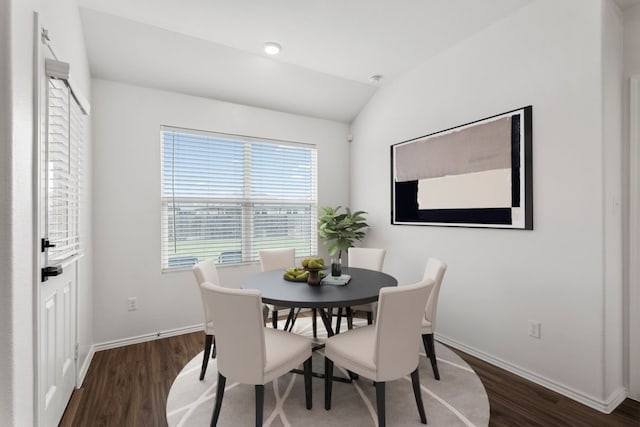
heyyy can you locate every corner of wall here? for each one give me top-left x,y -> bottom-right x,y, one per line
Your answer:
601,0 -> 625,401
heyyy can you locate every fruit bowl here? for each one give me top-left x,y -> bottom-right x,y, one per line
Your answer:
283,269 -> 326,282
284,258 -> 327,285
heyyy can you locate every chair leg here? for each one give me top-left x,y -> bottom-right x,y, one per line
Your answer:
210,373 -> 226,427
262,304 -> 269,326
422,333 -> 440,380
366,311 -> 373,325
304,356 -> 313,410
211,335 -> 216,359
272,310 -> 278,329
346,307 -> 354,330
411,367 -> 427,424
254,384 -> 264,427
312,308 -> 318,338
324,357 -> 334,410
375,381 -> 386,427
200,334 -> 213,380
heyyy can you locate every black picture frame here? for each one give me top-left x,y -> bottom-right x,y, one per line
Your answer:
391,106 -> 532,230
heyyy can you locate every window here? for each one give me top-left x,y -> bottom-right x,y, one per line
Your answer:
161,127 -> 318,270
45,76 -> 87,263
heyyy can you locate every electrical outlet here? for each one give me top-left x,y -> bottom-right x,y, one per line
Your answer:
127,297 -> 138,311
528,320 -> 541,339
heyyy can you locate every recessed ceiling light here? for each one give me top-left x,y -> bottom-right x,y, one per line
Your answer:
264,42 -> 282,55
369,74 -> 384,83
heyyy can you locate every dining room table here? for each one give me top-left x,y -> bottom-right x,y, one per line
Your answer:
242,266 -> 398,337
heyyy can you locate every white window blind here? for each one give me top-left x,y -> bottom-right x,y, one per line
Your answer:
161,126 -> 318,270
46,77 -> 86,263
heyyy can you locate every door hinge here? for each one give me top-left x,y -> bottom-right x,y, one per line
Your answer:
75,343 -> 79,362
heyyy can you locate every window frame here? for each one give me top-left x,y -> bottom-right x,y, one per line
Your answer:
160,126 -> 318,271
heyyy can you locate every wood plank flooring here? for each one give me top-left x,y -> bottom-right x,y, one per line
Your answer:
64,332 -> 201,426
63,330 -> 639,426
447,347 -> 639,427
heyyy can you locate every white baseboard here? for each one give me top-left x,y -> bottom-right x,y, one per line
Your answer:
90,313 -> 301,354
93,324 -> 203,353
435,333 -> 628,414
77,346 -> 95,386
90,309 -> 307,356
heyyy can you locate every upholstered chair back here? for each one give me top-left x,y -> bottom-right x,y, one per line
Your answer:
193,259 -> 220,286
259,248 -> 296,272
193,259 -> 221,336
422,258 -> 447,330
347,247 -> 386,271
373,279 -> 433,381
200,282 -> 267,384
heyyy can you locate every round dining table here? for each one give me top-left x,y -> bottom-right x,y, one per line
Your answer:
242,266 -> 398,336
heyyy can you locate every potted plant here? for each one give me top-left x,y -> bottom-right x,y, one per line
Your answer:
318,206 -> 368,275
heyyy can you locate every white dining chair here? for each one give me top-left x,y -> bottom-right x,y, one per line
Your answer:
259,248 -> 299,331
324,279 -> 434,427
419,257 -> 448,380
342,247 -> 386,329
192,259 -> 220,380
200,282 -> 313,426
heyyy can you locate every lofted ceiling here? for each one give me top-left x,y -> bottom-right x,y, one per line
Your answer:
78,0 -> 638,123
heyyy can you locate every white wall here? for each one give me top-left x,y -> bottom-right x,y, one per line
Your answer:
91,79 -> 350,343
350,0 -> 624,412
1,0 -> 93,424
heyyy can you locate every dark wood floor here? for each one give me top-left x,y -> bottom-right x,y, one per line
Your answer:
446,347 -> 639,427
63,328 -> 639,427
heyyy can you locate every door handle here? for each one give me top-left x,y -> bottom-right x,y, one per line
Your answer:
41,265 -> 62,282
41,238 -> 56,252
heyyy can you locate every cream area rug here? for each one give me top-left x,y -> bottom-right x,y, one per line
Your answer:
166,317 -> 489,426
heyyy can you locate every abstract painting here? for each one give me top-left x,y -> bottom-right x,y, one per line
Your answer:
391,106 -> 532,229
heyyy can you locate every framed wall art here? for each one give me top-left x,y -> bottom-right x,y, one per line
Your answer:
391,106 -> 532,229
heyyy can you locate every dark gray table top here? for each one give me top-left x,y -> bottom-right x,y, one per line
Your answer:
242,267 -> 398,309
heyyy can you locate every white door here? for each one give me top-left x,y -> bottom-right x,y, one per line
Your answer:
39,264 -> 77,426
34,18 -> 85,426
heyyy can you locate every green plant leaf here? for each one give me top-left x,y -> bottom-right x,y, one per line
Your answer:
317,205 -> 369,255
327,242 -> 340,256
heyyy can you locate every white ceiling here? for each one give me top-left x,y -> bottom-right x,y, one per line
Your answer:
78,0 -> 636,123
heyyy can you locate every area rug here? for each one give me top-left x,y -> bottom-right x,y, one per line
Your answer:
166,317 -> 489,426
